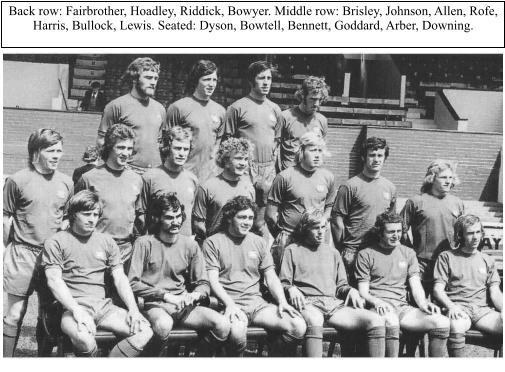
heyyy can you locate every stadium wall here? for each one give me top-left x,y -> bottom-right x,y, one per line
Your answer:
3,108 -> 502,201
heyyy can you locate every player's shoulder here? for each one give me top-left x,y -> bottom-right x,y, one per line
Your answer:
265,97 -> 282,111
149,97 -> 166,110
378,175 -> 395,188
53,170 -> 73,187
316,166 -> 334,179
47,229 -> 72,243
208,98 -> 226,112
229,96 -> 249,109
7,167 -> 35,184
107,93 -> 132,107
181,168 -> 198,183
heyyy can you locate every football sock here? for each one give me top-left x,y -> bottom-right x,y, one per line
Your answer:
448,332 -> 466,357
304,325 -> 323,357
428,327 -> 449,357
366,326 -> 386,357
385,326 -> 400,357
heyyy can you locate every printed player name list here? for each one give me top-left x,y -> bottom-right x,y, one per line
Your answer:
1,1 -> 504,47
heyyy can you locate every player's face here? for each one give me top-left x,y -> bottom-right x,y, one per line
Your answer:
168,139 -> 191,166
462,222 -> 483,251
306,219 -> 327,247
251,69 -> 272,96
301,92 -> 323,115
108,139 -> 134,169
364,148 -> 386,174
136,69 -> 159,98
380,222 -> 402,249
432,168 -> 454,196
72,207 -> 100,237
34,141 -> 63,173
225,151 -> 249,177
301,144 -> 324,170
194,71 -> 218,99
159,208 -> 183,235
229,208 -> 255,237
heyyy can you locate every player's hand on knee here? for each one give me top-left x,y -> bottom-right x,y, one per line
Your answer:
374,300 -> 393,316
225,304 -> 247,323
127,309 -> 148,335
287,286 -> 306,311
345,288 -> 365,309
420,301 -> 440,315
447,305 -> 466,320
71,305 -> 96,335
278,301 -> 300,318
163,293 -> 184,310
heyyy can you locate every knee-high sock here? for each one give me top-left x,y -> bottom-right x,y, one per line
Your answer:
428,328 -> 449,357
3,320 -> 19,357
448,332 -> 466,358
366,326 -> 386,357
225,334 -> 247,357
304,326 -> 323,357
109,338 -> 143,357
385,326 -> 400,357
199,329 -> 228,357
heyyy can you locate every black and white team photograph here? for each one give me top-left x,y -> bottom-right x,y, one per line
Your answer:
2,53 -> 503,358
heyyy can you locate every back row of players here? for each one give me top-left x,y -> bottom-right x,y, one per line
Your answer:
3,57 -> 502,357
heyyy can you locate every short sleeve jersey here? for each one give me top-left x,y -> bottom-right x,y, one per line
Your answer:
164,96 -> 225,182
192,173 -> 255,237
279,242 -> 350,299
277,107 -> 328,171
140,165 -> 198,236
268,165 -> 337,233
41,230 -> 121,300
401,193 -> 465,260
355,244 -> 420,307
128,234 -> 209,301
203,232 -> 275,306
75,165 -> 142,241
98,94 -> 166,168
222,95 -> 284,164
331,173 -> 397,249
3,168 -> 73,248
433,249 -> 500,308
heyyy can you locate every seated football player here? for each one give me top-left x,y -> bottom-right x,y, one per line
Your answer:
355,211 -> 450,357
41,190 -> 153,357
203,196 -> 307,356
279,210 -> 386,357
433,214 -> 503,357
128,192 -> 231,355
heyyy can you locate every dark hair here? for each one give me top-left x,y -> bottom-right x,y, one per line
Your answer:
90,81 -> 101,89
374,210 -> 404,237
294,76 -> 330,104
186,59 -> 218,94
68,190 -> 102,224
27,128 -> 63,168
361,137 -> 390,160
453,214 -> 484,248
101,124 -> 136,161
159,126 -> 193,162
292,210 -> 326,244
247,60 -> 274,84
219,196 -> 257,231
150,192 -> 186,234
122,57 -> 160,86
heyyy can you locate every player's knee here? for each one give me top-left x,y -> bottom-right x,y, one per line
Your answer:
365,312 -> 386,329
449,318 -> 469,334
132,324 -> 153,346
302,309 -> 324,327
228,322 -> 247,351
210,315 -> 231,339
152,316 -> 174,340
285,316 -> 307,339
428,314 -> 450,329
4,302 -> 27,325
383,312 -> 399,328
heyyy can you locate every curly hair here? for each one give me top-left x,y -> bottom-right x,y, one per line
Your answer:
453,214 -> 484,248
68,190 -> 102,225
294,76 -> 330,104
27,128 -> 63,168
247,60 -> 275,84
186,59 -> 218,94
373,210 -> 404,237
215,137 -> 254,168
361,136 -> 389,160
150,191 -> 186,223
159,126 -> 193,162
420,159 -> 460,194
122,57 -> 160,85
219,196 -> 257,232
294,131 -> 330,164
291,209 -> 326,244
101,124 -> 136,161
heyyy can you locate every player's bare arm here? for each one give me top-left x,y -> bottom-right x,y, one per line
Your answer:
3,213 -> 13,247
433,282 -> 466,319
264,268 -> 299,318
358,281 -> 393,316
409,276 -> 439,314
489,284 -> 503,312
264,203 -> 280,238
207,269 -> 246,323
